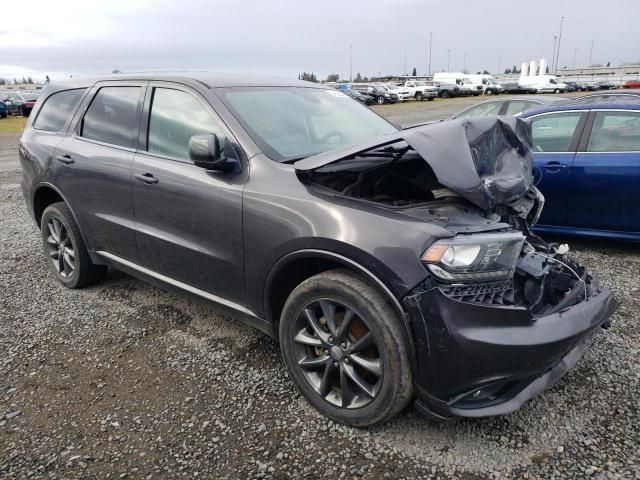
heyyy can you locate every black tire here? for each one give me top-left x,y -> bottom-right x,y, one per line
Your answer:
0,112 -> 6,119
376,96 -> 385,105
415,92 -> 423,101
279,269 -> 413,427
440,90 -> 451,99
427,97 -> 434,101
40,202 -> 107,289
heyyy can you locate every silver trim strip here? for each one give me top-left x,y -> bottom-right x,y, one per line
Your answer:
96,250 -> 258,318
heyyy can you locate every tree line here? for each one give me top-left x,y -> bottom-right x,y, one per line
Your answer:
0,76 -> 36,85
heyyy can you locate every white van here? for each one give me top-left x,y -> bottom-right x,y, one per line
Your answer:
518,75 -> 567,94
432,72 -> 483,96
466,74 -> 503,95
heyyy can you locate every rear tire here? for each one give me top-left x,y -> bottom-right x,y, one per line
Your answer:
40,202 -> 107,289
279,269 -> 413,427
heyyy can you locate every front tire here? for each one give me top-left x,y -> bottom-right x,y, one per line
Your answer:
376,96 -> 385,105
40,202 -> 107,289
441,90 -> 451,98
415,92 -> 423,101
279,269 -> 413,427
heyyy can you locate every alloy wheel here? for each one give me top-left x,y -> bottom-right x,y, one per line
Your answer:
291,299 -> 383,409
46,217 -> 75,278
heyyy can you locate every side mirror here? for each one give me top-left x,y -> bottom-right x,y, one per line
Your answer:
189,133 -> 240,173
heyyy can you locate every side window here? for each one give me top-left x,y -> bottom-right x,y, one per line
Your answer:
147,88 -> 222,160
455,102 -> 502,119
531,112 -> 582,152
33,89 -> 86,132
504,100 -> 536,116
587,111 -> 640,152
80,87 -> 142,148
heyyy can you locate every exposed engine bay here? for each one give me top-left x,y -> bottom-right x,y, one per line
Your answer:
295,117 -> 603,318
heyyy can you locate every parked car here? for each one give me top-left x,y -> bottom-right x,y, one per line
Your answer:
573,90 -> 640,104
19,73 -> 617,426
433,72 -> 483,95
2,92 -> 39,116
501,82 -> 537,94
597,81 -> 618,90
622,80 -> 640,89
0,100 -> 7,119
366,84 -> 397,104
430,81 -> 463,98
563,81 -> 588,92
342,88 -> 375,105
521,102 -> 640,242
450,96 -> 566,119
401,80 -> 437,101
384,84 -> 410,101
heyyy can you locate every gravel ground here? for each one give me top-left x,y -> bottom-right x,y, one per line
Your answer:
1,100 -> 639,479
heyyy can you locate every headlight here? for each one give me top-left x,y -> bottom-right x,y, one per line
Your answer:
421,232 -> 525,282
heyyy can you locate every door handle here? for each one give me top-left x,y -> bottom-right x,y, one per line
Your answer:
56,154 -> 74,164
542,161 -> 567,172
134,173 -> 159,184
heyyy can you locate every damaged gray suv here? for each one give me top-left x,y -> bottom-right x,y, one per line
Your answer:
20,73 -> 617,426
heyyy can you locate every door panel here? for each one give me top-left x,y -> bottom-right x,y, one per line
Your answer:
132,84 -> 247,305
54,138 -> 138,260
132,153 -> 246,304
529,111 -> 585,227
567,110 -> 640,232
52,83 -> 145,261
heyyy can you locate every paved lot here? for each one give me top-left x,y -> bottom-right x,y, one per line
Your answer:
1,96 -> 639,479
0,133 -> 21,172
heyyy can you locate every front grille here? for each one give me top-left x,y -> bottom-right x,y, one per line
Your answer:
440,279 -> 514,305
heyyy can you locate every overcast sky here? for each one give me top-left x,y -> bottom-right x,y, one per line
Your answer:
1,0 -> 639,82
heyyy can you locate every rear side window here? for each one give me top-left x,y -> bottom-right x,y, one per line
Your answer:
33,89 -> 86,132
587,111 -> 640,152
455,101 -> 502,119
504,100 -> 537,116
80,87 -> 142,148
531,112 -> 582,152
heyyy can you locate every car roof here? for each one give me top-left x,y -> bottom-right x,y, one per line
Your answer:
41,72 -> 327,93
522,101 -> 640,117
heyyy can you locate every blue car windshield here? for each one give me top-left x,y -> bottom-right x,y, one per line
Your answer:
219,87 -> 397,162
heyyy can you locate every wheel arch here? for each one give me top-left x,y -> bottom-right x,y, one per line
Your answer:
31,183 -> 96,261
264,249 -> 417,372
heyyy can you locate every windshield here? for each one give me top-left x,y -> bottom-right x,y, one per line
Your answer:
487,78 -> 498,84
414,81 -> 426,86
219,87 -> 397,162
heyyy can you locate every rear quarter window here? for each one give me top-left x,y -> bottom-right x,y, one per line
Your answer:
33,89 -> 86,132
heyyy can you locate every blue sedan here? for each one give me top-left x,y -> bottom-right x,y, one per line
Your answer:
521,102 -> 640,242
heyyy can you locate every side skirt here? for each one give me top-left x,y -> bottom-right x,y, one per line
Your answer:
94,250 -> 275,338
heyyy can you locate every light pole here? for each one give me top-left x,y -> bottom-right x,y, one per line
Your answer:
428,31 -> 433,76
497,54 -> 501,74
447,49 -> 451,71
555,16 -> 564,74
573,47 -> 577,68
404,48 -> 407,76
552,36 -> 558,72
589,40 -> 594,67
463,53 -> 467,72
349,45 -> 353,82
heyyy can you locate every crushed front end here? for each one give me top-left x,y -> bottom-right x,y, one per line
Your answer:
405,230 -> 617,420
295,116 -> 619,419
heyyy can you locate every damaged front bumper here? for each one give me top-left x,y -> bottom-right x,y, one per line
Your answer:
403,275 -> 618,420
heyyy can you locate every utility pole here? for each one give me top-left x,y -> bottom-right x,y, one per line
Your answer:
463,53 -> 467,72
349,45 -> 353,82
555,16 -> 564,74
552,36 -> 558,72
404,48 -> 407,75
447,49 -> 451,71
497,54 -> 501,74
428,31 -> 433,76
589,40 -> 594,67
573,47 -> 577,68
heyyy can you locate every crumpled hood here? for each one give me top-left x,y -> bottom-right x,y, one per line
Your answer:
295,116 -> 534,211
